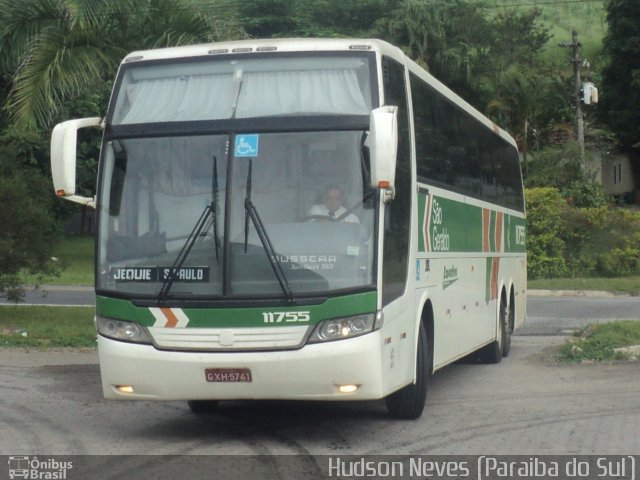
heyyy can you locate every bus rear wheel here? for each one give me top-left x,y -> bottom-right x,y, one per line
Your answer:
480,295 -> 507,364
385,322 -> 429,419
187,400 -> 219,413
502,294 -> 514,358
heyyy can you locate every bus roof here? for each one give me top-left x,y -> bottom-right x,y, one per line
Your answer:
122,38 -> 403,64
121,37 -> 517,150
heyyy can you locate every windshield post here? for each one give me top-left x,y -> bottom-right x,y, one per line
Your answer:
212,155 -> 221,261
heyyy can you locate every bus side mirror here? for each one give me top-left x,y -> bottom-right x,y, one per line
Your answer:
366,106 -> 398,201
51,117 -> 103,208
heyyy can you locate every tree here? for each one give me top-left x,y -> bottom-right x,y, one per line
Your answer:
478,64 -> 546,162
230,0 -> 392,38
379,0 -> 489,93
0,0 -> 246,298
599,0 -> 640,151
0,0 -> 243,131
0,143 -> 59,301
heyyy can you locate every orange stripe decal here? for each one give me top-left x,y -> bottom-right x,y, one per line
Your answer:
482,208 -> 490,252
495,212 -> 503,253
161,307 -> 179,328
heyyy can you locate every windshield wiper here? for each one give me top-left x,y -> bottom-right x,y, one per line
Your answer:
157,157 -> 220,304
243,158 -> 296,304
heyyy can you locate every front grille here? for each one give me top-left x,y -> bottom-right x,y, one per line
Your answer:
148,325 -> 310,351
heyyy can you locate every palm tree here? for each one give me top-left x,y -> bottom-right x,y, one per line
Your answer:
378,0 -> 491,101
477,64 -> 558,170
0,0 -> 243,130
381,0 -> 448,69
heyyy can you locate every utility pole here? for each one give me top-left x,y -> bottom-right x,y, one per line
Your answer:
560,30 -> 585,173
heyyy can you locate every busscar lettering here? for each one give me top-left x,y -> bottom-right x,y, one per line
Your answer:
273,254 -> 337,263
273,254 -> 338,271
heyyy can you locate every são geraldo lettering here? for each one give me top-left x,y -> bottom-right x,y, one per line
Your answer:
431,198 -> 450,252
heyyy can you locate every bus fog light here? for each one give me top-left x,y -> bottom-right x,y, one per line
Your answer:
338,384 -> 360,394
115,385 -> 134,394
307,314 -> 376,343
97,316 -> 152,344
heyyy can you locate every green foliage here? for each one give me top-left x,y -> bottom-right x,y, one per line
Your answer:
524,142 -> 582,188
557,320 -> 640,363
380,3 -> 552,120
524,187 -> 570,279
599,0 -> 640,150
231,0 -> 392,38
526,186 -> 640,279
379,0 -> 490,95
0,0 -> 245,130
561,179 -> 610,208
0,147 -> 60,301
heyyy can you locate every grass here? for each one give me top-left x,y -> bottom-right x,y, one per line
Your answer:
25,235 -> 95,286
557,320 -> 640,363
0,305 -> 96,348
528,277 -> 640,296
50,235 -> 95,285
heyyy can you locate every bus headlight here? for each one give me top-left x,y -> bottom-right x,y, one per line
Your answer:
96,316 -> 152,344
307,314 -> 376,343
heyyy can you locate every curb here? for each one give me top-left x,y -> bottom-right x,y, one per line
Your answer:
26,285 -> 94,292
527,289 -> 631,298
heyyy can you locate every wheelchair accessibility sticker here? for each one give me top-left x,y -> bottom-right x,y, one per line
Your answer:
235,134 -> 259,157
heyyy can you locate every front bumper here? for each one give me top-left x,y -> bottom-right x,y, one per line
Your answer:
98,331 -> 384,401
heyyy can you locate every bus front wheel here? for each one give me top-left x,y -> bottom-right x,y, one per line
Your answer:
385,322 -> 429,419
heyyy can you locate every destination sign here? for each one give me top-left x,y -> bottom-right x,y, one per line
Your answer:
109,267 -> 210,283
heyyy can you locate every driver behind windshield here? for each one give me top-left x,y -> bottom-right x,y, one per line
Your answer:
308,185 -> 359,223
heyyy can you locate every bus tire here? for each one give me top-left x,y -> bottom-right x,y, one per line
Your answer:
503,294 -> 514,358
385,322 -> 429,419
480,294 -> 506,364
187,400 -> 219,413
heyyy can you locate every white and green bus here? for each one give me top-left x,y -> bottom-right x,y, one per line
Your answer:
51,38 -> 526,419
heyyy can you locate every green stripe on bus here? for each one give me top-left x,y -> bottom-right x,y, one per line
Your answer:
96,291 -> 377,327
417,191 -> 525,254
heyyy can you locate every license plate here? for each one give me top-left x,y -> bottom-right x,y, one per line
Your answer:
205,368 -> 252,383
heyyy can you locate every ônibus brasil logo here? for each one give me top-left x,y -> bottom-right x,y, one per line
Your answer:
8,456 -> 72,480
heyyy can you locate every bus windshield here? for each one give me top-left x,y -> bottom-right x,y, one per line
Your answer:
97,130 -> 376,299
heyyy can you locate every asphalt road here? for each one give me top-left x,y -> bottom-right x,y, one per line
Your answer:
524,292 -> 640,334
1,335 -> 638,472
1,288 -> 639,478
1,285 -> 95,306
